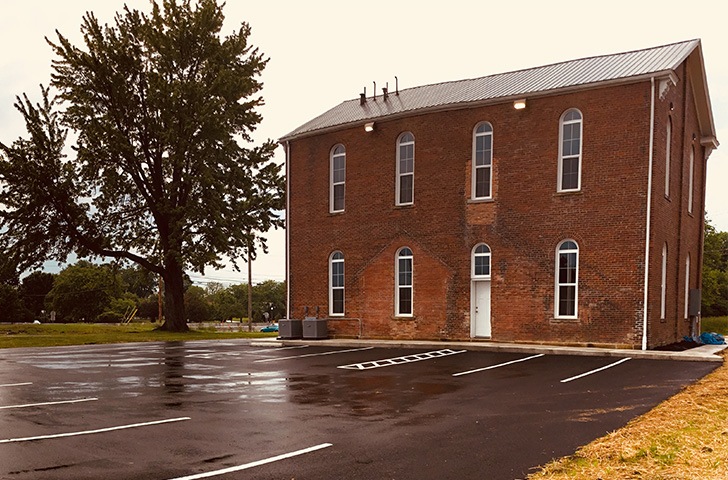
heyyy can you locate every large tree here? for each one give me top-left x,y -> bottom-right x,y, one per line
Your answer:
0,0 -> 284,331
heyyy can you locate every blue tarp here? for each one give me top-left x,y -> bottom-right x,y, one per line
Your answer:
699,332 -> 726,345
683,332 -> 726,345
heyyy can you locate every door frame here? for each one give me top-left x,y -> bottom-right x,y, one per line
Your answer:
470,279 -> 491,338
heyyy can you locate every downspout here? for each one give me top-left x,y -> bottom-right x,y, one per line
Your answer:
285,141 -> 291,320
642,77 -> 656,350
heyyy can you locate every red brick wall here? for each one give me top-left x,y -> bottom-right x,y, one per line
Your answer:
287,71 -> 702,348
647,64 -> 706,348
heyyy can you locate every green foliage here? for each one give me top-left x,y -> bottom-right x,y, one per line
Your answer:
46,261 -> 122,322
120,265 -> 157,299
0,284 -> 32,322
0,0 -> 284,332
252,279 -> 286,322
702,220 -> 728,316
184,285 -> 212,322
18,271 -> 56,318
178,280 -> 284,322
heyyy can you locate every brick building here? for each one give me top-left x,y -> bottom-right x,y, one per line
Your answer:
279,40 -> 718,349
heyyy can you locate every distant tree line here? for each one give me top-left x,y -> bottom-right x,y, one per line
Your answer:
0,260 -> 285,324
703,220 -> 728,317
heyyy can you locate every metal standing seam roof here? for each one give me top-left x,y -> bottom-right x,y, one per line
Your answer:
280,39 -> 701,142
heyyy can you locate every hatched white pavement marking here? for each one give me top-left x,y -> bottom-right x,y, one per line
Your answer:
0,397 -> 98,410
452,354 -> 545,377
0,417 -> 191,444
0,382 -> 32,388
166,443 -> 333,480
560,357 -> 632,383
254,346 -> 374,363
338,349 -> 467,370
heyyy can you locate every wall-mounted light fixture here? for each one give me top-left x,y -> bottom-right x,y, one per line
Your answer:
513,99 -> 527,110
364,122 -> 375,132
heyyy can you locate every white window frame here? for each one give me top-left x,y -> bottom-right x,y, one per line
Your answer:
472,123 -> 493,200
688,146 -> 694,214
330,144 -> 346,213
396,132 -> 415,206
471,243 -> 491,279
329,251 -> 344,316
665,118 -> 672,198
395,247 -> 413,316
555,240 -> 579,319
661,243 -> 667,320
558,109 -> 583,192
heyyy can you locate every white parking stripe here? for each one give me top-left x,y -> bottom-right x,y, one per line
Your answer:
0,417 -> 191,444
167,443 -> 333,480
0,382 -> 32,388
0,397 -> 98,410
560,357 -> 632,383
452,354 -> 545,377
254,347 -> 373,363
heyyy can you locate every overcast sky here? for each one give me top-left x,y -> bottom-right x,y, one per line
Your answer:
1,0 -> 726,286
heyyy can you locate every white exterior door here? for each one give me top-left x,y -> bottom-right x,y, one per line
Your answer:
472,280 -> 491,337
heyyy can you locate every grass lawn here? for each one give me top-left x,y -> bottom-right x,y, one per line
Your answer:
702,316 -> 728,336
0,322 -> 277,349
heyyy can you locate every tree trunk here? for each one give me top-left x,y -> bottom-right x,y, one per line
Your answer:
159,258 -> 188,332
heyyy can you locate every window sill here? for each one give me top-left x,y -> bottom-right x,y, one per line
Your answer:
393,204 -> 414,209
392,315 -> 416,321
467,198 -> 495,204
554,190 -> 582,197
329,210 -> 345,216
551,317 -> 580,323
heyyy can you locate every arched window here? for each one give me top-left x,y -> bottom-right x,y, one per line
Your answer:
558,109 -> 582,192
665,118 -> 672,198
555,240 -> 578,318
330,145 -> 346,213
472,123 -> 493,199
329,251 -> 344,316
395,247 -> 413,316
688,146 -> 695,214
396,132 -> 415,205
472,244 -> 491,279
661,243 -> 667,320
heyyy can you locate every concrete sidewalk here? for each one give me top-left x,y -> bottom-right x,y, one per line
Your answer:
252,337 -> 727,362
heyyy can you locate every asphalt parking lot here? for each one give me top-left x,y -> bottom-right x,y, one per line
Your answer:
0,340 -> 719,479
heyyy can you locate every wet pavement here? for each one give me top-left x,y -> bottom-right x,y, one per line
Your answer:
0,340 -> 720,479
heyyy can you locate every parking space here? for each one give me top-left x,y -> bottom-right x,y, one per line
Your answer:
0,341 -> 719,479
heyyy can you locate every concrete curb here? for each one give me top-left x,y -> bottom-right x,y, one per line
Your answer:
257,337 -> 726,362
